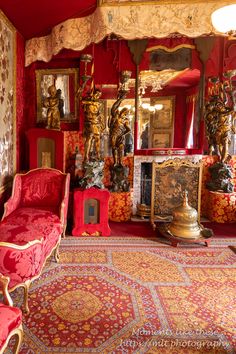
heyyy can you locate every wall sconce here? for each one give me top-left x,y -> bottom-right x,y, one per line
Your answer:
211,4 -> 236,36
119,70 -> 132,92
140,102 -> 164,112
80,54 -> 93,84
77,54 -> 93,98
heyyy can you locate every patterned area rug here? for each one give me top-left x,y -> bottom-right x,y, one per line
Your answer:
11,237 -> 236,354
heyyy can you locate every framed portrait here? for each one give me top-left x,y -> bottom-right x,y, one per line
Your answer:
0,10 -> 16,193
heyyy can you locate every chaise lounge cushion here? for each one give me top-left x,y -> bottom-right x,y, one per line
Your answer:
0,207 -> 63,290
0,303 -> 22,349
19,169 -> 65,209
1,207 -> 62,245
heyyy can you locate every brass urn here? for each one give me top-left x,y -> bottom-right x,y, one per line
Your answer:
168,191 -> 202,239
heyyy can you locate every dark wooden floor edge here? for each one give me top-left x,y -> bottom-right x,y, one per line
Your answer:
228,246 -> 236,254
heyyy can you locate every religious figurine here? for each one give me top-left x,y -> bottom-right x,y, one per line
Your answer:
81,89 -> 105,163
109,90 -> 131,166
43,85 -> 61,130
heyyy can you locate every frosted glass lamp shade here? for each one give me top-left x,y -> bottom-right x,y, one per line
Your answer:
211,4 -> 236,34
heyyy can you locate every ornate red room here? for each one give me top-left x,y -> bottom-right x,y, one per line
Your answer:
0,1 -> 235,353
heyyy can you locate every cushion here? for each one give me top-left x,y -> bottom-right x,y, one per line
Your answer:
0,207 -> 62,246
0,304 -> 22,349
19,169 -> 64,208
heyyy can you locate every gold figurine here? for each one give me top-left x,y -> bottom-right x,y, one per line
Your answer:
205,99 -> 236,163
44,85 -> 61,130
81,89 -> 105,163
109,91 -> 131,166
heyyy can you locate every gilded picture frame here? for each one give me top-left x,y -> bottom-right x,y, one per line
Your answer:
0,10 -> 16,194
98,0 -> 207,5
150,158 -> 202,229
36,68 -> 79,124
149,96 -> 175,148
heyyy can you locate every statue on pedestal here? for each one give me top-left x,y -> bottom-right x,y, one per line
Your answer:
204,76 -> 236,193
108,90 -> 131,192
76,88 -> 105,189
82,89 -> 105,164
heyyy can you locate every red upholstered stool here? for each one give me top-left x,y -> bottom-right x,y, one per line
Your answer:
0,274 -> 23,354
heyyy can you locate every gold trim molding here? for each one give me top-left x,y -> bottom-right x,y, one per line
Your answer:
98,0 -> 231,5
146,44 -> 195,52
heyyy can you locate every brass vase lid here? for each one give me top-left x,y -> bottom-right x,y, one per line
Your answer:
168,190 -> 202,239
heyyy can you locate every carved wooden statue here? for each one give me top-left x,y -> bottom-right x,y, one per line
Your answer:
44,85 -> 61,130
81,89 -> 105,163
204,98 -> 236,163
108,90 -> 131,166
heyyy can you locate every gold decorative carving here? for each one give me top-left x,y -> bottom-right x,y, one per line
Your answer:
0,274 -> 23,354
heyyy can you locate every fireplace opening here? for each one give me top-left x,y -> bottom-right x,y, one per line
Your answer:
136,162 -> 152,218
141,163 -> 152,205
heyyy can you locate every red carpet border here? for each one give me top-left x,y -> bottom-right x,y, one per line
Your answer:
11,237 -> 236,353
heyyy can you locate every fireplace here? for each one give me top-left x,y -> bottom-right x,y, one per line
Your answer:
132,155 -> 202,216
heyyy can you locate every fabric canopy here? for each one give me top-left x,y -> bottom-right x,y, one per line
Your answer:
25,0 -> 235,66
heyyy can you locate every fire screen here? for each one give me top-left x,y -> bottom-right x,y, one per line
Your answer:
150,158 -> 202,229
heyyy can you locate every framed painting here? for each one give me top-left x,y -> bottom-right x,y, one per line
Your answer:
150,158 -> 202,229
149,96 -> 175,148
0,10 -> 16,193
152,133 -> 171,148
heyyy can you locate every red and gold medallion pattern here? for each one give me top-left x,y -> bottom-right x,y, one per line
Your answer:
13,238 -> 236,353
108,191 -> 132,222
201,156 -> 236,223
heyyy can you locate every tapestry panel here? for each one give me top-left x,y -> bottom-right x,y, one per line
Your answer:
0,10 -> 16,193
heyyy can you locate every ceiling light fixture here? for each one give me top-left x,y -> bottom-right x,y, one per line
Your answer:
211,4 -> 236,35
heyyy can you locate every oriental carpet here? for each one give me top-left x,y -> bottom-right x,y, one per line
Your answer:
10,236 -> 236,354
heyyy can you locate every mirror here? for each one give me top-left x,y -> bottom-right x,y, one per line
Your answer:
138,96 -> 175,149
36,68 -> 79,124
134,68 -> 201,154
100,96 -> 135,158
94,38 -> 203,155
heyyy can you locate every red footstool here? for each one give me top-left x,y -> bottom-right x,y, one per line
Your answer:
0,274 -> 23,354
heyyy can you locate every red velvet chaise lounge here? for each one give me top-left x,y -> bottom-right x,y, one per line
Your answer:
0,273 -> 23,354
0,168 -> 70,313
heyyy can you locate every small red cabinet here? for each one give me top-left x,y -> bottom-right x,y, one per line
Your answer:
72,187 -> 111,236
